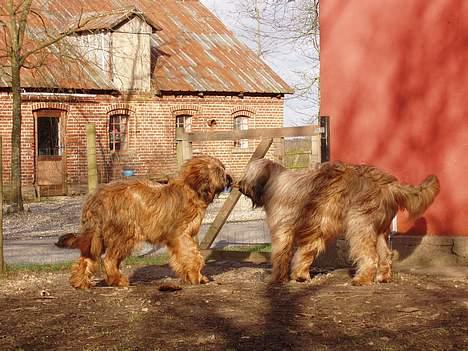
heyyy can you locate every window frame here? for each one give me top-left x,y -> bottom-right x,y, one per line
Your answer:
109,113 -> 129,152
176,114 -> 193,133
233,115 -> 249,149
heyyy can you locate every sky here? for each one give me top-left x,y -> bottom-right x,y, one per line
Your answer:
200,0 -> 319,127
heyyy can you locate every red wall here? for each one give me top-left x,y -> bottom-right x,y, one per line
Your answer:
320,0 -> 468,235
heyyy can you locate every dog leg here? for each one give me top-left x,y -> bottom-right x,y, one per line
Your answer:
167,235 -> 207,284
346,224 -> 378,286
290,239 -> 326,282
271,228 -> 295,283
376,233 -> 393,283
103,253 -> 129,287
70,257 -> 99,289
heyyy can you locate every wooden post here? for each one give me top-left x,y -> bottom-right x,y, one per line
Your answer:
0,136 -> 5,274
176,127 -> 192,168
86,124 -> 98,193
200,138 -> 274,250
320,116 -> 330,162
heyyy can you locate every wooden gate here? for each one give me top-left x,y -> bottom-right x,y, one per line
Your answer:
176,116 -> 330,255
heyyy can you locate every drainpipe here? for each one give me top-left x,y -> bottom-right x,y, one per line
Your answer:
389,216 -> 398,250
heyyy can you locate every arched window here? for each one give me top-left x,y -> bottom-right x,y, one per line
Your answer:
176,114 -> 192,132
109,114 -> 129,152
234,116 -> 249,149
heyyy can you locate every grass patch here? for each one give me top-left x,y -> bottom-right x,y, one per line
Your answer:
3,254 -> 170,274
2,246 -> 269,274
6,261 -> 73,273
124,254 -> 169,267
221,243 -> 271,252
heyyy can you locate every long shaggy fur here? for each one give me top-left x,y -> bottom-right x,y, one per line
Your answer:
57,155 -> 232,289
238,159 -> 440,285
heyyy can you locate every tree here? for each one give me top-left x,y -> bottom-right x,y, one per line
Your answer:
233,0 -> 320,124
0,1 -> 92,211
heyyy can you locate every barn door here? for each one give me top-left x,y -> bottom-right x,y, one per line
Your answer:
35,110 -> 67,196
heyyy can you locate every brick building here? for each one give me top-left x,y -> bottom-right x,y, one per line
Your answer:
0,1 -> 292,197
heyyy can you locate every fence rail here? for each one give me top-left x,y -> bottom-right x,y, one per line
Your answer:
175,116 -> 331,251
180,125 -> 322,142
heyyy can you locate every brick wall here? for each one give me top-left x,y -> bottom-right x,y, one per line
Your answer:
0,91 -> 284,197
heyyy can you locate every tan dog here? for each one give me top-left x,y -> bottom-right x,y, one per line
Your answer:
56,155 -> 232,289
238,159 -> 440,285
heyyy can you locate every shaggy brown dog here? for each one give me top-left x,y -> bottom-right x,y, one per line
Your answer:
56,155 -> 232,289
238,159 -> 440,285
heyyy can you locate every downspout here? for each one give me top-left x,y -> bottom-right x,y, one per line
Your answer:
389,216 -> 398,250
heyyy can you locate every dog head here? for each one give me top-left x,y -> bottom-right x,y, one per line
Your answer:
237,158 -> 285,207
178,155 -> 233,204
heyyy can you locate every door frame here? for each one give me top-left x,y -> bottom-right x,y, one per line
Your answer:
34,109 -> 68,196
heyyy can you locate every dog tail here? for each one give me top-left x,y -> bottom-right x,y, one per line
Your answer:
55,231 -> 103,258
390,175 -> 440,219
55,233 -> 81,249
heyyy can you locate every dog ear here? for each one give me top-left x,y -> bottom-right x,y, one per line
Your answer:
180,156 -> 228,204
196,181 -> 215,204
250,172 -> 270,207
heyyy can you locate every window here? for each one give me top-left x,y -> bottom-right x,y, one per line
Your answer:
109,114 -> 128,151
37,116 -> 62,156
234,116 -> 249,149
176,114 -> 192,132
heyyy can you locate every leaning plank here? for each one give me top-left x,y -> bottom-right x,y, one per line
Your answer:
188,125 -> 320,142
199,138 -> 273,250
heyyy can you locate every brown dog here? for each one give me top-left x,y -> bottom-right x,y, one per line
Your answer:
56,155 -> 232,289
238,159 -> 440,285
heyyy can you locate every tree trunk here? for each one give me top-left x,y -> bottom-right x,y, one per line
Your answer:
10,57 -> 24,211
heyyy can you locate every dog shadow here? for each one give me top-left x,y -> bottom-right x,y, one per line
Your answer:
128,258 -> 336,288
330,218 -> 427,277
129,264 -> 177,285
129,258 -> 276,286
390,218 -> 426,262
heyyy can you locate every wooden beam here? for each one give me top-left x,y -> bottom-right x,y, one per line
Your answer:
199,138 -> 273,250
86,124 -> 98,193
187,125 -> 320,142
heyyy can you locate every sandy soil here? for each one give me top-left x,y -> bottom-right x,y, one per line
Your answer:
0,261 -> 467,351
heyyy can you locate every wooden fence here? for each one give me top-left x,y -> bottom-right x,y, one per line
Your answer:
176,116 -> 330,253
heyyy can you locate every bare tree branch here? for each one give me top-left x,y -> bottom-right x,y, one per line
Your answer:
233,0 -> 320,123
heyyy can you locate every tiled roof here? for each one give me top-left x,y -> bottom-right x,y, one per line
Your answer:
0,0 -> 293,94
68,6 -> 161,33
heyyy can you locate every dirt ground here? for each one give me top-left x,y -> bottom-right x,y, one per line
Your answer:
1,197 -> 467,350
0,262 -> 467,351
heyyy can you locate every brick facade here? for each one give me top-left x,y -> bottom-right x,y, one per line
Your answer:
0,91 -> 283,197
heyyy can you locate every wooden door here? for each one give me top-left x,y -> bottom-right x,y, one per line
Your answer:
35,110 -> 67,196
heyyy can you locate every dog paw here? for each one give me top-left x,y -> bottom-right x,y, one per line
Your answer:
71,280 -> 92,289
200,275 -> 210,284
106,276 -> 129,288
291,272 -> 311,283
294,277 -> 310,283
376,274 -> 392,283
351,277 -> 373,286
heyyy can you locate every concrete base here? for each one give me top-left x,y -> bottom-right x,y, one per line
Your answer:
320,235 -> 468,270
